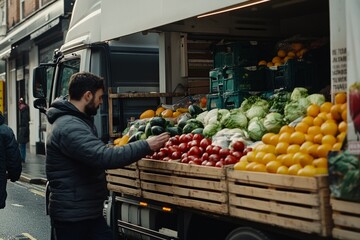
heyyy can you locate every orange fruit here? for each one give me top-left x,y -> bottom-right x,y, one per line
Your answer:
261,153 -> 277,165
266,160 -> 282,173
272,56 -> 282,64
276,154 -> 286,163
340,103 -> 347,112
267,62 -> 274,67
287,51 -> 296,57
269,134 -> 279,145
305,134 -> 315,142
337,132 -> 346,143
297,165 -> 317,177
330,104 -> 342,121
245,162 -> 257,171
321,121 -> 338,136
320,102 -> 333,113
258,60 -> 267,66
239,155 -> 248,162
172,111 -> 181,118
234,161 -> 248,170
262,145 -> 276,154
302,116 -> 314,126
287,144 -> 301,154
279,125 -> 295,134
316,167 -> 329,175
313,133 -> 324,144
255,152 -> 267,163
293,152 -> 314,167
333,142 -> 342,151
295,122 -> 309,133
300,141 -> 314,153
322,134 -> 337,146
290,131 -> 305,145
275,142 -> 289,155
307,104 -> 320,117
253,163 -> 267,172
316,144 -> 332,158
308,144 -> 320,157
291,42 -> 304,52
308,125 -> 321,136
288,164 -> 302,175
262,133 -> 276,145
279,132 -> 291,143
277,165 -> 289,174
317,112 -> 329,121
246,151 -> 256,162
282,153 -> 295,167
277,49 -> 287,58
335,92 -> 347,104
155,107 -> 166,116
313,157 -> 328,168
338,121 -> 347,133
341,109 -> 347,121
313,116 -> 324,126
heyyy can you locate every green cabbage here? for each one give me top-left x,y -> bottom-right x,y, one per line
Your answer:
246,105 -> 267,120
263,112 -> 284,133
306,94 -> 325,106
247,118 -> 267,141
203,122 -> 221,138
204,109 -> 218,125
220,109 -> 248,129
290,87 -> 308,101
284,98 -> 311,123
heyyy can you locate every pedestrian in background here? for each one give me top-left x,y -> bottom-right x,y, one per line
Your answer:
45,72 -> 169,240
0,111 -> 22,209
18,97 -> 30,162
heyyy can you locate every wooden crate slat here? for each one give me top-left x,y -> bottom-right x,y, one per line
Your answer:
331,198 -> 360,215
107,183 -> 141,197
106,168 -> 138,179
228,184 -> 320,206
333,212 -> 360,229
142,191 -> 228,214
106,175 -> 139,188
229,207 -> 323,235
229,195 -> 320,220
227,169 -> 326,191
333,228 -> 360,240
140,172 -> 226,191
141,182 -> 227,203
138,159 -> 225,179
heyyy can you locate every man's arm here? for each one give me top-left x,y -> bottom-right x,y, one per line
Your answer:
5,129 -> 22,182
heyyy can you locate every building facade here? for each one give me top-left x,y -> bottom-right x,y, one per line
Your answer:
0,0 -> 74,154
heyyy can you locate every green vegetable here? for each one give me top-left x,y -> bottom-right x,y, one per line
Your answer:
191,128 -> 204,134
218,109 -> 230,122
220,109 -> 248,129
284,98 -> 311,123
149,117 -> 166,127
240,96 -> 263,112
263,112 -> 284,133
188,105 -> 203,117
247,117 -> 267,141
203,123 -> 221,138
145,122 -> 152,137
306,94 -> 325,106
166,126 -> 182,136
246,105 -> 267,120
290,87 -> 308,101
151,126 -> 165,135
269,91 -> 291,114
195,110 -> 208,124
204,109 -> 218,125
128,131 -> 144,143
138,124 -> 146,132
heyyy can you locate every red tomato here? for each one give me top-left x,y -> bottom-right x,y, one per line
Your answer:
179,134 -> 192,143
193,133 -> 204,141
200,138 -> 212,149
243,147 -> 253,155
169,136 -> 180,145
231,151 -> 243,159
232,141 -> 245,152
206,161 -> 215,167
188,140 -> 200,148
215,161 -> 224,168
157,151 -> 166,160
178,143 -> 188,153
201,160 -> 208,166
208,154 -> 220,162
188,146 -> 201,156
181,153 -> 188,159
201,152 -> 209,161
181,157 -> 189,163
212,146 -> 221,154
219,148 -> 230,157
163,157 -> 171,161
152,152 -> 159,160
205,145 -> 213,154
171,151 -> 182,160
160,147 -> 169,156
186,133 -> 194,140
225,155 -> 238,165
189,159 -> 202,165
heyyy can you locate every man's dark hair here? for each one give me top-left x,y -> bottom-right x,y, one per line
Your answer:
68,72 -> 105,100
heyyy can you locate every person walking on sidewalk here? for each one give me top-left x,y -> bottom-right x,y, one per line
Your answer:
0,111 -> 22,209
18,98 -> 30,162
45,72 -> 169,240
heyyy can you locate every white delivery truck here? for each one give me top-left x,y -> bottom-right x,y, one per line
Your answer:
33,0 -> 360,239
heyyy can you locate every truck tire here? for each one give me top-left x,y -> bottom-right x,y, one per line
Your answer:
225,227 -> 271,240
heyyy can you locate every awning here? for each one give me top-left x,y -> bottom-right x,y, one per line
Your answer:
0,0 -> 64,59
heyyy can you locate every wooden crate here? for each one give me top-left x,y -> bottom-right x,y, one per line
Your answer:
137,159 -> 228,214
227,169 -> 332,237
331,198 -> 360,240
106,163 -> 141,197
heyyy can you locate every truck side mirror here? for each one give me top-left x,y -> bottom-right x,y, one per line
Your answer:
33,64 -> 55,99
33,98 -> 47,114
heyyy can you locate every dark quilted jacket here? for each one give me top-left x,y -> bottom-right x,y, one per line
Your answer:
0,113 -> 22,209
46,98 -> 152,221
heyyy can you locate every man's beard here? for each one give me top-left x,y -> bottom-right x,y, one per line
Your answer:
84,98 -> 98,116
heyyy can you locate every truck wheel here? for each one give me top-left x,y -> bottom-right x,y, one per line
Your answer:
225,227 -> 271,240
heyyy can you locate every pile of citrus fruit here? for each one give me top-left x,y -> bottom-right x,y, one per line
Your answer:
234,92 -> 348,177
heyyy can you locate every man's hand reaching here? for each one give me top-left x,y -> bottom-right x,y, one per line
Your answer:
146,132 -> 170,152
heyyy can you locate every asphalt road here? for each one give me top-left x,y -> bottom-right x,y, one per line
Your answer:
0,181 -> 50,240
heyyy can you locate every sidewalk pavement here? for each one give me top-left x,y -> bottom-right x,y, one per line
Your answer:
19,150 -> 47,185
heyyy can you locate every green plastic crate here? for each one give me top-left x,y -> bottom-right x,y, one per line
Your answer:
209,68 -> 224,93
223,91 -> 250,109
206,93 -> 224,110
